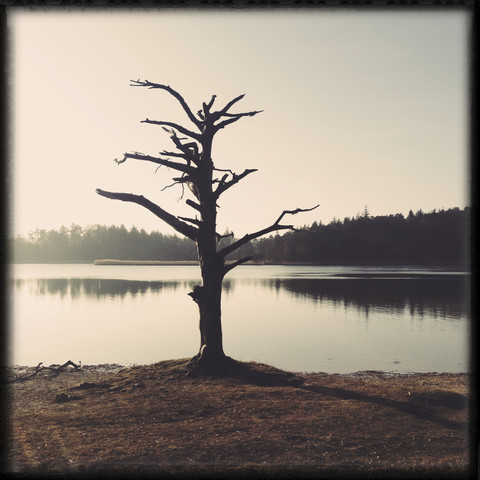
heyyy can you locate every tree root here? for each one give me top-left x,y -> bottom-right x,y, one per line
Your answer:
186,355 -> 305,387
185,352 -> 235,377
9,360 -> 82,383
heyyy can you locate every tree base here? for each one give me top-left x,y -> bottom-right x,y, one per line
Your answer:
185,355 -> 305,386
186,350 -> 236,377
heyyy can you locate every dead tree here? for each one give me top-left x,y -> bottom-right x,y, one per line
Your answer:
97,81 -> 318,368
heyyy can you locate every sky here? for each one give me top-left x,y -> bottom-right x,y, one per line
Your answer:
8,9 -> 470,239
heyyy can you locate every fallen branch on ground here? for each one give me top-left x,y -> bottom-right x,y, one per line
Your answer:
9,360 -> 82,383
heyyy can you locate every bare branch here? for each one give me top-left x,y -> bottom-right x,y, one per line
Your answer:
161,176 -> 188,201
118,152 -> 195,175
223,256 -> 253,276
218,205 -> 319,258
213,94 -> 245,119
207,93 -> 262,130
274,205 -> 320,226
214,167 -> 234,175
163,129 -> 201,165
160,181 -> 177,192
216,231 -> 234,242
205,95 -> 216,112
218,225 -> 293,259
130,80 -> 202,130
9,360 -> 81,383
160,175 -> 192,193
221,111 -> 263,118
214,110 -> 263,131
215,169 -> 258,198
214,173 -> 229,190
160,150 -> 188,158
96,189 -> 198,241
171,174 -> 192,183
142,119 -> 201,141
186,199 -> 202,212
178,216 -> 202,227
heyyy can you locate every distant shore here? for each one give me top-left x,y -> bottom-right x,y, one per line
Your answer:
93,259 -> 267,266
93,259 -> 200,266
92,259 -> 298,266
92,259 -> 468,269
94,259 -> 273,266
10,260 -> 468,270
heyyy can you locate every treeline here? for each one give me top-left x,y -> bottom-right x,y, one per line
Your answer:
11,207 -> 470,267
12,224 -> 197,263
254,207 -> 470,266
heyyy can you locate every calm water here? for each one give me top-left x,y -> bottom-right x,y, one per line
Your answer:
9,264 -> 470,373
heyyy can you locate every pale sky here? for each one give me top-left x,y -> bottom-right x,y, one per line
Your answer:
8,9 -> 470,239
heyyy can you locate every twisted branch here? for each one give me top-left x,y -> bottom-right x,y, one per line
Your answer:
142,119 -> 201,141
210,94 -> 246,121
215,169 -> 258,198
223,256 -> 253,276
96,189 -> 199,241
186,199 -> 202,212
207,94 -> 263,130
178,216 -> 202,227
9,360 -> 81,383
218,204 -> 319,258
214,110 -> 263,131
216,231 -> 234,242
130,80 -> 202,130
116,152 -> 195,175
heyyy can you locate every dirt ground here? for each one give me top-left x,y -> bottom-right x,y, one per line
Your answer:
6,359 -> 471,477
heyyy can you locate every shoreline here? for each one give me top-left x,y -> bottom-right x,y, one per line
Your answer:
8,362 -> 469,377
93,259 -> 200,266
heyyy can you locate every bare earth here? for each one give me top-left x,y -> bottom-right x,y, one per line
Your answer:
6,360 -> 471,477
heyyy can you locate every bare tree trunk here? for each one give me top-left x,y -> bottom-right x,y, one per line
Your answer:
188,135 -> 227,365
195,278 -> 224,358
189,241 -> 226,364
96,81 -> 318,371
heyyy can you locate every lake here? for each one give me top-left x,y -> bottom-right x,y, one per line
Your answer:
9,264 -> 470,373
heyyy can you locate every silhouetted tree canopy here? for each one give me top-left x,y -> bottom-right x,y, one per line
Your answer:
12,206 -> 470,268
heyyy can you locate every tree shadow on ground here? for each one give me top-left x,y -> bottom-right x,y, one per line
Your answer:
299,383 -> 468,431
186,357 -> 304,387
188,359 -> 467,431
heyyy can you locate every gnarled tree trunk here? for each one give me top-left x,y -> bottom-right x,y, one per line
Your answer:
189,273 -> 225,363
96,81 -> 318,371
188,134 -> 227,365
189,230 -> 227,364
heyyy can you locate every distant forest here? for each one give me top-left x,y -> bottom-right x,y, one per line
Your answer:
11,207 -> 470,267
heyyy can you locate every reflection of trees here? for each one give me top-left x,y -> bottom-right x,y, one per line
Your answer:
261,276 -> 469,320
14,277 -> 231,300
13,278 -> 198,300
12,275 -> 469,321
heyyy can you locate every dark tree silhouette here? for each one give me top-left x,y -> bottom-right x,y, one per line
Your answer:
96,81 -> 318,368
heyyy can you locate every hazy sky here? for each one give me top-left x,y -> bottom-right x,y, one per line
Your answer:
8,9 -> 470,239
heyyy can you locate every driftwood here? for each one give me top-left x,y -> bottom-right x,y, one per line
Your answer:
9,360 -> 82,383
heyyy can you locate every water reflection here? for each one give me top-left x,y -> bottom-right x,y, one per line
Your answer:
11,268 -> 469,371
13,278 -> 199,300
12,275 -> 468,321
266,276 -> 469,320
